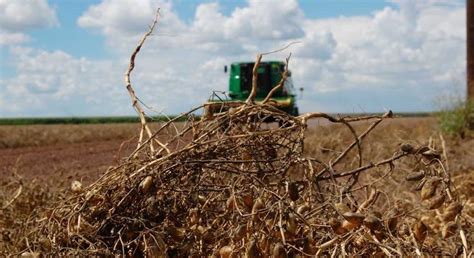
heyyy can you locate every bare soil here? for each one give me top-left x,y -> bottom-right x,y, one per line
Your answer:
1,117 -> 472,186
0,122 -> 176,185
0,139 -> 134,185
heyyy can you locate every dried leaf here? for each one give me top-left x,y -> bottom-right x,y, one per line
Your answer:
343,212 -> 365,227
441,222 -> 457,239
413,221 -> 428,243
426,194 -> 445,210
363,215 -> 383,231
442,202 -> 463,222
329,218 -> 347,235
420,177 -> 441,200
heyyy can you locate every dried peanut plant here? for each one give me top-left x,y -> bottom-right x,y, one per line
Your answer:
2,10 -> 472,257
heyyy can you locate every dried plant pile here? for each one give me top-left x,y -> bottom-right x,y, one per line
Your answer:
3,10 -> 470,257
21,101 -> 467,256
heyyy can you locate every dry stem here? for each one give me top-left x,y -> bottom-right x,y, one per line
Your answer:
124,8 -> 169,155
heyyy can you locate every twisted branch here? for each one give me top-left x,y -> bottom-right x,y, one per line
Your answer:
124,8 -> 169,154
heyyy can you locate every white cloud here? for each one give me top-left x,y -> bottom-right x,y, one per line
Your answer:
77,0 -> 156,35
221,0 -> 304,40
0,30 -> 30,45
77,0 -> 186,52
0,0 -> 58,31
1,0 -> 467,116
290,3 -> 465,112
192,3 -> 226,41
0,0 -> 58,45
0,47 -> 125,116
0,46 -> 228,116
77,0 -> 305,53
292,30 -> 336,60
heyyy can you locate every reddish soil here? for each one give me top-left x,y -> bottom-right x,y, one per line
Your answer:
1,117 -> 472,188
0,139 -> 134,185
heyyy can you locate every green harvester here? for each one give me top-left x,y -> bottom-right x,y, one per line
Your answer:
207,61 -> 300,116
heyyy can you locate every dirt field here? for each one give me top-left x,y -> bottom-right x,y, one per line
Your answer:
1,117 -> 472,185
0,122 -> 180,184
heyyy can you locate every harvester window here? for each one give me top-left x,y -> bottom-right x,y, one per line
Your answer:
239,63 -> 272,98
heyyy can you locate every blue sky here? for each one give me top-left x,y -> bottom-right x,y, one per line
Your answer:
0,0 -> 467,117
29,1 -> 107,58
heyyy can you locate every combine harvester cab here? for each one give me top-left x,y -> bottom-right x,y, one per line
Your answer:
206,61 -> 299,118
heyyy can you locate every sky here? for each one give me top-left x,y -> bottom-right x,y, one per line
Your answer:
0,0 -> 467,117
